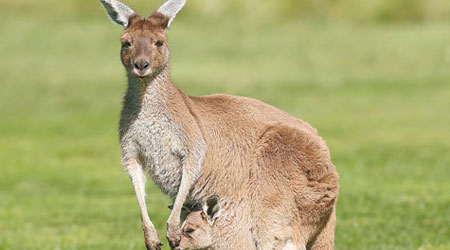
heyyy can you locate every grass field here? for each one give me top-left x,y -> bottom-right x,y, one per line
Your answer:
0,1 -> 449,249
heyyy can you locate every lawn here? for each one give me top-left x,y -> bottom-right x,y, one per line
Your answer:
0,1 -> 449,249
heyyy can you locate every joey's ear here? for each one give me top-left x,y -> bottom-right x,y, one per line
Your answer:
100,0 -> 136,28
156,0 -> 186,28
202,195 -> 221,223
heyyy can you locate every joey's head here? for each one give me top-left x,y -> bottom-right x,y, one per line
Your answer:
100,0 -> 185,79
179,195 -> 221,250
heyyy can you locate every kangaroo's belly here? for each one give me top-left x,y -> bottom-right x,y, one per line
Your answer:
140,144 -> 182,199
131,117 -> 186,199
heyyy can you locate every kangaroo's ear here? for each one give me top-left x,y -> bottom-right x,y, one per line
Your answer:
156,0 -> 186,28
100,0 -> 136,28
202,195 -> 221,223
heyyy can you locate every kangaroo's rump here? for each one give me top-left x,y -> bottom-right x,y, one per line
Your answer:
252,123 -> 339,249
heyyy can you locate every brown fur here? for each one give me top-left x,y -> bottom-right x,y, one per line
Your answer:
179,197 -> 257,250
119,13 -> 170,79
102,2 -> 339,249
175,94 -> 339,249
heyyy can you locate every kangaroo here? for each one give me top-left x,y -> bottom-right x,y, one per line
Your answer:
180,194 -> 336,250
179,195 -> 256,250
180,183 -> 337,250
99,0 -> 339,249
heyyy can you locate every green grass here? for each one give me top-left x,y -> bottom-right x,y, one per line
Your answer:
0,1 -> 449,250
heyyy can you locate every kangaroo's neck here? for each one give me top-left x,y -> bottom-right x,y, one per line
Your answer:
124,64 -> 187,115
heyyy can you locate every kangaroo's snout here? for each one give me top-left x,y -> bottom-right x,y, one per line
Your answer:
134,59 -> 150,71
132,56 -> 152,77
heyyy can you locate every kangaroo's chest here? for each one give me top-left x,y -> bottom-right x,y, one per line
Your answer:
128,111 -> 186,199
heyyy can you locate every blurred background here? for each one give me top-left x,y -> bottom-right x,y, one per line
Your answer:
0,0 -> 449,249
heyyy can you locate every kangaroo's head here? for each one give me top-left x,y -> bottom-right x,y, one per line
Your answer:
179,195 -> 221,250
100,0 -> 185,79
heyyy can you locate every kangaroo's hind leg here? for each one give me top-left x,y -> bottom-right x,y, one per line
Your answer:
254,124 -> 338,250
307,207 -> 336,250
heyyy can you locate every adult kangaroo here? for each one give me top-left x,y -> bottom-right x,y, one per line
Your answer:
99,0 -> 339,249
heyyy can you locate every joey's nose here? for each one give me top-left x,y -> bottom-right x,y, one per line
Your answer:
134,60 -> 150,71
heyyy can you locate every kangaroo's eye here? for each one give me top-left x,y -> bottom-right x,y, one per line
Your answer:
122,41 -> 131,48
155,40 -> 164,47
185,228 -> 195,234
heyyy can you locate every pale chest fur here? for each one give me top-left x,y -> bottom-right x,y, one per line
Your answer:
135,112 -> 185,198
120,78 -> 188,199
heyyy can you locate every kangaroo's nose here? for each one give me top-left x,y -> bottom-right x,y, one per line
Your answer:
134,60 -> 150,71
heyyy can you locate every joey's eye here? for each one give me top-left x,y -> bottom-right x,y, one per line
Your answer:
155,40 -> 164,47
122,41 -> 131,48
185,228 -> 195,234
